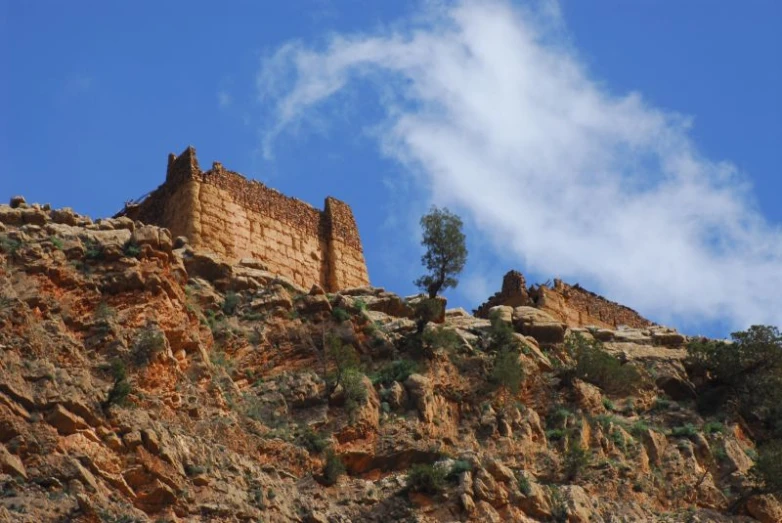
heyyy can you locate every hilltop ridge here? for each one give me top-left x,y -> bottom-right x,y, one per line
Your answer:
0,196 -> 780,522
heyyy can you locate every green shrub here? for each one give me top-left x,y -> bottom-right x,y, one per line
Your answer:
516,471 -> 533,495
488,311 -> 519,353
564,442 -> 590,480
703,421 -> 725,434
83,239 -> 104,260
354,299 -> 367,312
630,420 -> 651,438
332,307 -> 351,323
341,369 -> 368,417
322,449 -> 346,485
407,463 -> 447,494
491,348 -> 524,394
413,298 -> 444,335
752,440 -> 782,494
563,333 -> 644,395
50,236 -> 64,250
687,326 -> 782,437
123,240 -> 141,258
670,423 -> 698,438
448,460 -> 472,479
372,359 -> 419,385
713,447 -> 728,463
298,426 -> 330,454
546,429 -> 567,441
105,378 -> 132,407
222,292 -> 240,316
421,326 -> 460,351
326,335 -> 360,394
133,327 -> 166,365
0,235 -> 22,255
602,397 -> 616,411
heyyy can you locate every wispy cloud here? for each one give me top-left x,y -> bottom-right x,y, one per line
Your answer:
257,0 -> 782,330
217,90 -> 232,108
63,73 -> 93,96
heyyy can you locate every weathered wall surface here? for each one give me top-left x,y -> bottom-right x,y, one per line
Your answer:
121,147 -> 369,291
476,270 -> 652,329
474,270 -> 531,317
531,280 -> 653,330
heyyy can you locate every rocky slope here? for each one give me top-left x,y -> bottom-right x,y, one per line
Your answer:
0,198 -> 780,522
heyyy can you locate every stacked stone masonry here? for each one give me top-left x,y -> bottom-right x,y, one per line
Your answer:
476,270 -> 653,330
119,146 -> 369,291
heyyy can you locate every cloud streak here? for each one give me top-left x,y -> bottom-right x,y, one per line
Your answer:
257,0 -> 782,330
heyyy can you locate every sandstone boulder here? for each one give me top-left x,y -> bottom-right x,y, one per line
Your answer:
46,404 -> 89,435
0,443 -> 26,479
404,373 -> 436,423
721,438 -> 754,474
747,494 -> 782,523
513,307 -> 567,344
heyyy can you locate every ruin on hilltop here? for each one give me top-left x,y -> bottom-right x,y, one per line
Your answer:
118,146 -> 369,291
475,270 -> 653,330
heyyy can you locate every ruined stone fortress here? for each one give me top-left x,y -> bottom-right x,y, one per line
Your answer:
120,146 -> 370,292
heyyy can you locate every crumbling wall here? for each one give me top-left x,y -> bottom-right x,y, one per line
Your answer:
476,270 -> 652,329
532,279 -> 652,329
475,270 -> 531,317
121,147 -> 369,291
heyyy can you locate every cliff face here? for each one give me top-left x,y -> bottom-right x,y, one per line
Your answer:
1,198 -> 779,523
119,147 -> 369,292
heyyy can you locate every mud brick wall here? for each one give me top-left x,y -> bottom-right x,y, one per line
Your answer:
533,279 -> 653,329
121,147 -> 369,291
476,270 -> 652,329
474,270 -> 531,317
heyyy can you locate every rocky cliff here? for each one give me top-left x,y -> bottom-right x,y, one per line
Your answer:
0,197 -> 779,523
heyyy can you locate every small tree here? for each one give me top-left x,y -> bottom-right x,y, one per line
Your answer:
414,206 -> 468,299
324,334 -> 360,396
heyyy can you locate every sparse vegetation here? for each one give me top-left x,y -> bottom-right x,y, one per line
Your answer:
448,460 -> 472,479
516,471 -> 533,495
83,239 -> 104,260
222,291 -> 240,315
407,463 -> 447,494
123,240 -> 141,258
322,449 -> 346,485
562,333 -> 644,395
491,346 -> 524,394
752,440 -> 782,494
341,368 -> 368,417
670,423 -> 698,439
50,236 -> 64,250
687,325 -> 782,437
104,359 -> 132,408
133,327 -> 166,365
332,307 -> 351,323
0,234 -> 22,255
372,359 -> 419,385
564,441 -> 590,480
298,426 -> 330,454
703,421 -> 725,434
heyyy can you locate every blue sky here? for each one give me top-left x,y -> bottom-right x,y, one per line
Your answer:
2,1 -> 781,337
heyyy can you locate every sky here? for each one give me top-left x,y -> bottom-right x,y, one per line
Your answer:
2,1 -> 781,337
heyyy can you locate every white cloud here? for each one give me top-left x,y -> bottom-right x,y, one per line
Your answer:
217,90 -> 232,108
257,0 -> 782,330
